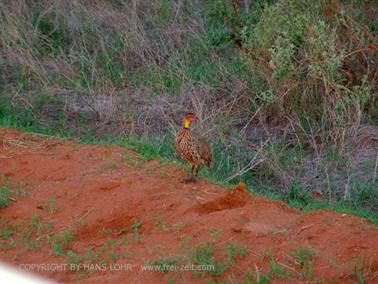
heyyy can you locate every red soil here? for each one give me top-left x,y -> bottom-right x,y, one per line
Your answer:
0,128 -> 377,283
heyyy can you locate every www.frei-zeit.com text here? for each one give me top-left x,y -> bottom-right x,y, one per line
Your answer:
19,263 -> 215,272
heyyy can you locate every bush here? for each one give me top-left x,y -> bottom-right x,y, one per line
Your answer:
209,0 -> 377,147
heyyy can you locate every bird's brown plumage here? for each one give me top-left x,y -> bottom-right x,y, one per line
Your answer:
175,113 -> 211,182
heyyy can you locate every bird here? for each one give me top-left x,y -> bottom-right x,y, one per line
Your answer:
175,113 -> 212,183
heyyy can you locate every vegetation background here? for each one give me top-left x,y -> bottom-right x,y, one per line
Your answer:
0,0 -> 377,222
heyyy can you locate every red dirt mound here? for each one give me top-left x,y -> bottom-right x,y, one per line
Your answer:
0,129 -> 377,283
189,183 -> 251,214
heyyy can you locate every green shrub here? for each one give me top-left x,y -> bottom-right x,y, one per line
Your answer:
209,0 -> 376,146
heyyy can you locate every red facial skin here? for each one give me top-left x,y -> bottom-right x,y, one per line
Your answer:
185,114 -> 198,121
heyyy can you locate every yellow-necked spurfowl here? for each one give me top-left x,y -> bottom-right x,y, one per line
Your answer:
175,113 -> 212,183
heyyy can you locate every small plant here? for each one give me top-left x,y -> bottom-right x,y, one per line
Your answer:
131,220 -> 143,240
244,267 -> 272,284
153,216 -> 170,233
77,218 -> 86,227
96,242 -> 110,257
210,228 -> 220,238
12,250 -> 23,261
123,250 -> 132,259
148,257 -> 178,273
49,196 -> 57,214
0,177 -> 28,208
191,242 -> 225,276
269,257 -> 290,279
84,247 -> 96,262
21,229 -> 32,243
352,258 -> 373,284
29,214 -> 42,237
293,246 -> 316,280
99,228 -> 112,236
108,252 -> 117,263
107,161 -> 119,169
17,214 -> 42,247
48,228 -> 74,256
25,239 -> 42,250
51,239 -> 64,256
164,274 -> 177,284
61,229 -> 74,247
4,239 -> 17,250
0,176 -> 11,208
121,236 -> 129,244
226,242 -> 248,265
0,227 -> 13,239
106,237 -> 116,248
66,250 -> 80,271
192,243 -> 214,267
44,221 -> 54,232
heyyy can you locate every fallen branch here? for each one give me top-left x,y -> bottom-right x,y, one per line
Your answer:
295,224 -> 314,235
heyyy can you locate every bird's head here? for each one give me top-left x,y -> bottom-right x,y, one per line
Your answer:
184,113 -> 198,129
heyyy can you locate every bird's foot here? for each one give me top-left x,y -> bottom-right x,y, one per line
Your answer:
181,176 -> 197,183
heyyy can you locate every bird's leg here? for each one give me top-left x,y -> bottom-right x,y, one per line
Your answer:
183,165 -> 199,183
182,165 -> 196,183
195,165 -> 200,179
190,165 -> 195,180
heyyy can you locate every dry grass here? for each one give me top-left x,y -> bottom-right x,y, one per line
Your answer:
0,0 -> 377,213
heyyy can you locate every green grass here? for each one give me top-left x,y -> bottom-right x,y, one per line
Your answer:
123,250 -> 132,259
153,216 -> 171,233
225,242 -> 248,264
0,176 -> 30,209
108,252 -> 117,263
147,257 -> 179,273
65,250 -> 80,270
191,242 -> 226,276
0,227 -> 13,239
49,196 -> 57,214
47,228 -> 74,257
244,267 -> 272,284
145,241 -> 249,280
0,176 -> 11,208
352,258 -> 374,284
190,241 -> 249,277
293,246 -> 316,280
269,258 -> 290,280
131,220 -> 143,233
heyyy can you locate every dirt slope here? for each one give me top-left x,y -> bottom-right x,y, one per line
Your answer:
0,128 -> 377,283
